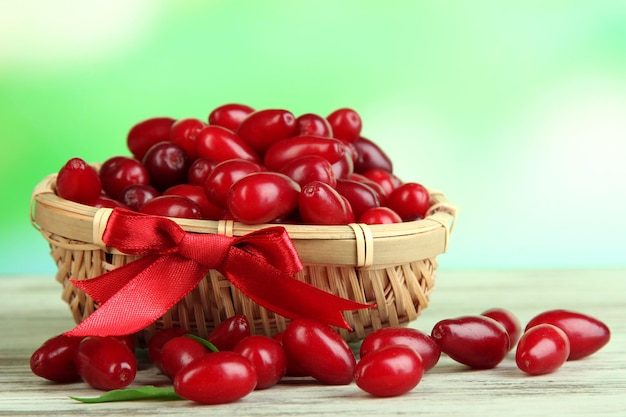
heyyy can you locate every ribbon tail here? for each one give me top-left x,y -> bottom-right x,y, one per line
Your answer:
65,255 -> 208,337
69,255 -> 159,303
221,249 -> 373,330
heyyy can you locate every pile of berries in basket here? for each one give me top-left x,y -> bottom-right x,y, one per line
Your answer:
54,105 -> 430,226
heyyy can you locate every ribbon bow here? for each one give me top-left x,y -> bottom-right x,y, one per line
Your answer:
65,208 -> 372,337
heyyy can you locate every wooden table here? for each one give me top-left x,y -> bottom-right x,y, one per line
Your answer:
1,269 -> 624,416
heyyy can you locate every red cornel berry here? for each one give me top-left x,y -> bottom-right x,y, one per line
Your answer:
30,334 -> 83,383
282,318 -> 356,385
263,136 -> 346,172
279,155 -> 337,188
299,181 -> 355,225
204,158 -> 265,208
147,327 -> 190,371
206,315 -> 251,351
354,345 -> 424,397
55,158 -> 102,204
142,142 -> 190,191
481,307 -> 522,352
226,172 -> 301,224
294,113 -> 333,137
159,336 -> 210,380
99,156 -> 149,200
236,108 -> 297,154
233,335 -> 287,390
173,352 -> 257,405
516,324 -> 570,376
127,117 -> 176,160
359,206 -> 402,224
75,336 -> 137,391
195,125 -> 261,164
139,195 -> 203,219
386,182 -> 430,221
326,108 -> 362,143
360,327 -> 440,372
353,136 -> 393,173
525,309 -> 610,360
169,117 -> 206,159
431,315 -> 509,369
208,103 -> 255,132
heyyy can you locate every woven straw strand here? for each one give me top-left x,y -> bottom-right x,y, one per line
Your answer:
92,208 -> 113,249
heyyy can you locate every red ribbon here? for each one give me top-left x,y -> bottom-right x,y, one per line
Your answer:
65,208 -> 372,337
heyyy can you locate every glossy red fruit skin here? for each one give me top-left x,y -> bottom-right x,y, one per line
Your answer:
359,206 -> 402,225
482,308 -> 523,352
282,318 -> 356,385
207,315 -> 251,351
330,149 -> 355,179
170,117 -> 206,159
348,173 -> 387,204
233,335 -> 287,389
147,328 -> 190,371
30,334 -> 83,383
272,332 -> 309,377
99,156 -> 149,200
92,195 -> 129,209
343,141 -> 359,163
525,309 -> 610,360
335,179 -> 381,220
187,158 -> 217,186
75,336 -> 137,391
160,336 -> 209,380
431,315 -> 510,369
112,335 -> 136,353
386,182 -> 430,221
208,103 -> 255,132
299,181 -> 355,225
227,172 -> 301,224
326,108 -> 362,143
264,136 -> 346,172
279,155 -> 337,188
354,345 -> 424,397
119,184 -> 160,211
361,168 -> 402,199
204,159 -> 265,208
56,158 -> 102,204
353,136 -> 393,173
516,324 -> 570,375
174,351 -> 257,405
142,142 -> 190,191
294,113 -> 333,137
195,125 -> 261,163
163,184 -> 225,220
127,117 -> 176,160
139,195 -> 203,219
236,109 -> 297,154
360,327 -> 441,372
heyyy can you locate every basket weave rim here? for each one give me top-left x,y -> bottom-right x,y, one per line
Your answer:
31,173 -> 458,268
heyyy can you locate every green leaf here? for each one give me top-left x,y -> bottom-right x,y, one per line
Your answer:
70,385 -> 182,403
184,333 -> 220,352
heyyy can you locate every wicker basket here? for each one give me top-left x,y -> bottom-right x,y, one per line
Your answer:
31,173 -> 457,345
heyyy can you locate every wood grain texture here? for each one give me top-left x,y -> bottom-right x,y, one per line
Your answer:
1,269 -> 624,417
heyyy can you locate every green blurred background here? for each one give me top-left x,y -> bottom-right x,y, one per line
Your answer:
1,0 -> 625,275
